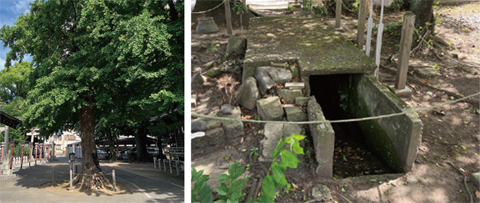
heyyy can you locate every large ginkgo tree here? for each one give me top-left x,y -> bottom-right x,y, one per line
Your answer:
0,0 -> 183,189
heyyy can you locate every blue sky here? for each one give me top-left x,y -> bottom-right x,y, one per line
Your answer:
0,0 -> 34,71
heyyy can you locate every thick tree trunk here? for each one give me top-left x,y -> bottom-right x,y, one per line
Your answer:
410,0 -> 435,48
80,105 -> 98,174
410,0 -> 435,31
72,105 -> 112,190
134,124 -> 152,162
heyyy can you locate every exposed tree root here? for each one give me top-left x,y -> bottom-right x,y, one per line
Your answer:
380,64 -> 480,107
446,161 -> 473,203
71,171 -> 114,190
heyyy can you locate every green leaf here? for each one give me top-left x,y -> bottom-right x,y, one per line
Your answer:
292,141 -> 304,155
260,176 -> 276,201
192,168 -> 204,182
231,179 -> 247,191
461,146 -> 467,150
228,162 -> 241,177
216,184 -> 229,196
275,160 -> 287,172
272,165 -> 288,188
218,174 -> 230,182
281,150 -> 300,168
230,190 -> 244,202
271,139 -> 285,158
194,179 -> 208,192
255,195 -> 270,203
215,200 -> 226,203
230,165 -> 245,180
191,192 -> 197,203
199,187 -> 214,203
292,134 -> 306,141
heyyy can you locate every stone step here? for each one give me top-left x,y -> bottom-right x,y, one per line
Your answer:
285,82 -> 304,90
246,0 -> 289,10
472,172 -> 480,189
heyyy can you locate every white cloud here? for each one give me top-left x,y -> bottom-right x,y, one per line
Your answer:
13,0 -> 32,14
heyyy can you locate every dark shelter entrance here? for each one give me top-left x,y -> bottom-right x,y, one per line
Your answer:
310,74 -> 402,178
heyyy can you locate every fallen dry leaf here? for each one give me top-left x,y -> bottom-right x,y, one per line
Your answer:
475,191 -> 480,198
242,115 -> 252,119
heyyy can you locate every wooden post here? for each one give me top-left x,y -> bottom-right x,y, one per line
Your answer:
112,170 -> 117,191
365,0 -> 374,56
335,0 -> 342,28
224,0 -> 233,35
20,144 -> 24,169
374,0 -> 386,78
394,12 -> 416,90
357,0 -> 367,49
29,145 -> 32,167
1,143 -> 4,164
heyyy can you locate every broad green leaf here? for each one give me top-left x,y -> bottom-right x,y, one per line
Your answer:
230,190 -> 244,202
192,168 -> 204,182
218,174 -> 230,182
271,139 -> 285,158
231,179 -> 247,190
292,141 -> 304,155
229,162 -> 241,177
275,160 -> 287,172
214,200 -> 226,203
292,133 -> 306,141
281,150 -> 300,168
291,134 -> 306,155
215,184 -> 228,196
194,179 -> 207,192
199,186 -> 214,203
272,165 -> 288,188
255,194 -> 270,203
261,176 -> 275,201
191,192 -> 197,203
230,165 -> 246,180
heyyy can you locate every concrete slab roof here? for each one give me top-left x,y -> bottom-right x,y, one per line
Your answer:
243,16 -> 377,81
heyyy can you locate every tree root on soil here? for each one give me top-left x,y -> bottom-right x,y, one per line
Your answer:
380,64 -> 480,107
413,30 -> 480,70
335,191 -> 353,203
446,161 -> 473,203
71,172 -> 114,190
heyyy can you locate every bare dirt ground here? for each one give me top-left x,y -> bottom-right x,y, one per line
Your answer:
192,2 -> 479,202
36,160 -> 178,196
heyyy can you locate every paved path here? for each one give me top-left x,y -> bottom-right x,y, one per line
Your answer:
0,156 -> 184,202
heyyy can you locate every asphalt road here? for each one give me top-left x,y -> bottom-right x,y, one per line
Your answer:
0,156 -> 184,203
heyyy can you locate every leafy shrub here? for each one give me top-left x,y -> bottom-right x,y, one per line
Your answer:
191,134 -> 306,202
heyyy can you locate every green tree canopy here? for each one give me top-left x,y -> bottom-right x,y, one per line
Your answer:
0,61 -> 34,144
0,0 -> 184,189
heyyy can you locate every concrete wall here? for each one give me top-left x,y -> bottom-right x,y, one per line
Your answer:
307,74 -> 422,177
307,97 -> 335,178
348,75 -> 423,172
